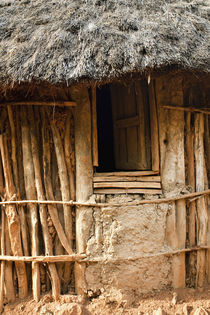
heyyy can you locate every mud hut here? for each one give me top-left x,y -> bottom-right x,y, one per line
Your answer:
0,0 -> 209,308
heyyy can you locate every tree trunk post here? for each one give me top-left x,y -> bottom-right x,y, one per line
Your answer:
70,87 -> 93,295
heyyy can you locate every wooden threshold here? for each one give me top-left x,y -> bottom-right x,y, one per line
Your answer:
94,170 -> 159,177
94,175 -> 161,182
0,101 -> 77,107
93,171 -> 161,194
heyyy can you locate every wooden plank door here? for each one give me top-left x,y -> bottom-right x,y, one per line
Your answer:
110,81 -> 151,170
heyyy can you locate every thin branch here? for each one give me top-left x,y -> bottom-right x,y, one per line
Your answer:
0,254 -> 86,263
0,246 -> 210,263
83,246 -> 210,262
0,189 -> 209,207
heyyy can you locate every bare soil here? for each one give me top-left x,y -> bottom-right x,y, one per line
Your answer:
2,287 -> 210,315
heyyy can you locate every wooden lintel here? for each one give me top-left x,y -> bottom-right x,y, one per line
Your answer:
94,188 -> 162,195
162,105 -> 210,115
0,101 -> 77,107
94,181 -> 161,189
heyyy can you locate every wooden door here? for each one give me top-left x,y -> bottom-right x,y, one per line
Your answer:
110,81 -> 151,170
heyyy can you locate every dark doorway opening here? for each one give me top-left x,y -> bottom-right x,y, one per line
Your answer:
96,81 -> 152,173
96,85 -> 115,172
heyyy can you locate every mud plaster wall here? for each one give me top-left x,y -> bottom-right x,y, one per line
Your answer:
82,74 -> 188,303
86,197 -> 171,304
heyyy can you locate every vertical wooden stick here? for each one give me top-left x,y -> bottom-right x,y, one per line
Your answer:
0,134 -> 28,298
28,106 -> 60,300
8,106 -> 29,257
50,120 -> 73,250
0,208 -> 5,312
156,76 -> 186,289
4,218 -> 15,303
21,107 -> 40,301
135,82 -> 147,169
91,87 -> 99,167
1,147 -> 15,302
195,113 -> 208,289
70,87 -> 93,295
148,81 -> 160,172
52,151 -> 65,285
64,112 -> 76,201
204,115 -> 210,182
49,111 -> 73,290
204,115 -> 210,284
165,202 -> 181,287
64,111 -> 76,291
186,112 -> 196,285
42,110 -> 73,255
175,199 -> 186,287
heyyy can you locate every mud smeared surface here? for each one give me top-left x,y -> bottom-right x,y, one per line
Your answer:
84,194 -> 172,303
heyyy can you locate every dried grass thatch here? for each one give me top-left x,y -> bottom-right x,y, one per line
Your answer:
0,0 -> 209,85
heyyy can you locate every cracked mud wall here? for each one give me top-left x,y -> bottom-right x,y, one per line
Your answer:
85,196 -> 172,303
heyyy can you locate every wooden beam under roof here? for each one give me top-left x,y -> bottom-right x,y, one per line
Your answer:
0,101 -> 77,107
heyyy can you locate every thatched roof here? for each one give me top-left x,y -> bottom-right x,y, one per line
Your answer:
0,0 -> 209,85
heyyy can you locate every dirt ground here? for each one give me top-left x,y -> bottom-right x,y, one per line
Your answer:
2,287 -> 210,315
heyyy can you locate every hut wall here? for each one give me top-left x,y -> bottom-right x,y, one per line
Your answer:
0,73 -> 209,304
81,74 -> 210,303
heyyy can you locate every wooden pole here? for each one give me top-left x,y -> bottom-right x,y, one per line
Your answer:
21,107 -> 40,302
64,112 -> 76,201
195,113 -> 208,289
70,86 -> 93,295
4,218 -> 15,303
148,80 -> 160,172
135,82 -> 147,169
52,152 -> 66,284
50,119 -> 73,251
0,134 -> 28,298
204,115 -> 210,284
0,208 -> 5,312
28,106 -> 60,300
8,106 -> 29,257
64,110 -> 75,286
16,108 -> 30,257
91,87 -> 99,167
41,110 -> 73,255
156,76 -> 186,289
175,199 -> 186,287
186,112 -> 196,285
49,110 -> 73,291
0,118 -> 15,303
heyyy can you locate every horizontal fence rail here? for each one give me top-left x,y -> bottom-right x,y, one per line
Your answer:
0,189 -> 209,207
0,246 -> 210,263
